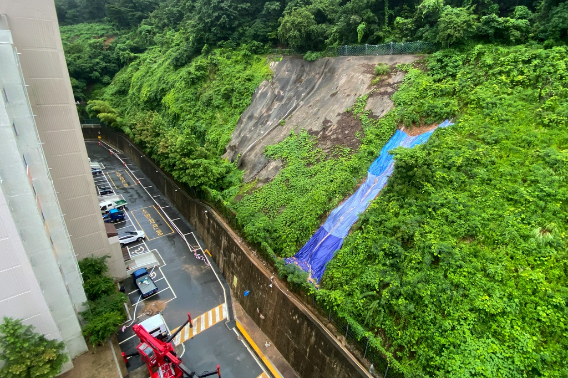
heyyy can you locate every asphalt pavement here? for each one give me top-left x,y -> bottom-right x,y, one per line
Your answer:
86,141 -> 265,378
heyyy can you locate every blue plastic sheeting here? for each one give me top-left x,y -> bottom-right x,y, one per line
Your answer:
286,120 -> 453,283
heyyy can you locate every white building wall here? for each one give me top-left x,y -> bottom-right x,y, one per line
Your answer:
0,25 -> 87,364
0,0 -> 127,280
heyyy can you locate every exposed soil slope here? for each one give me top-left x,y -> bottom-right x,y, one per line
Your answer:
223,55 -> 420,183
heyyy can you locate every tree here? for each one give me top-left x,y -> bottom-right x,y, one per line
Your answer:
436,6 -> 477,47
0,317 -> 68,378
86,100 -> 123,129
78,256 -> 127,346
278,8 -> 319,51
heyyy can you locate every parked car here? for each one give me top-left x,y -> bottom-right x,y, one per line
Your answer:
97,185 -> 114,196
91,167 -> 102,176
119,230 -> 146,247
100,198 -> 127,214
133,268 -> 158,298
103,209 -> 125,223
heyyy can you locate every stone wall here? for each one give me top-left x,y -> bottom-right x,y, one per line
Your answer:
82,126 -> 369,378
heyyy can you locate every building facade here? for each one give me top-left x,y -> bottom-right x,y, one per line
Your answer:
0,0 -> 126,370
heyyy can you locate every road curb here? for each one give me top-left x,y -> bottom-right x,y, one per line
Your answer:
235,320 -> 283,378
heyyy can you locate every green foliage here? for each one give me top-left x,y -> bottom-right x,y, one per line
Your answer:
78,256 -> 126,346
233,91 -> 397,258
55,0 -> 160,27
78,255 -> 109,280
436,6 -> 477,47
274,258 -> 315,293
0,317 -> 68,378
81,312 -> 125,347
95,44 -> 271,193
83,276 -> 116,301
60,23 -> 122,100
320,44 -> 568,377
86,100 -> 123,128
278,8 -> 323,51
357,22 -> 367,43
374,62 -> 390,76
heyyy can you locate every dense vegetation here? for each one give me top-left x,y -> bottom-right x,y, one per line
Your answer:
79,256 -> 127,346
58,0 -> 568,376
321,45 -> 568,376
0,317 -> 68,378
58,0 -> 568,102
91,43 -> 271,191
234,90 -> 398,257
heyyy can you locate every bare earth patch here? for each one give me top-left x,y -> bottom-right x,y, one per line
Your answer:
224,55 -> 421,184
59,337 -> 125,378
142,299 -> 168,316
401,121 -> 440,136
103,36 -> 116,45
310,112 -> 363,155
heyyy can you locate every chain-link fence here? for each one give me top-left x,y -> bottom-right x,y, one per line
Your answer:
337,41 -> 434,56
273,41 -> 434,58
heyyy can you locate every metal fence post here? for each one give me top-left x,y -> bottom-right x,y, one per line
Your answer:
328,308 -> 332,322
384,365 -> 389,378
345,323 -> 349,338
365,44 -> 368,55
390,42 -> 393,55
364,338 -> 369,358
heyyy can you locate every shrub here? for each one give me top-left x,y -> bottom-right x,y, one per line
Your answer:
374,63 -> 390,76
81,312 -> 125,347
0,317 -> 68,378
78,255 -> 109,280
79,256 -> 126,346
83,275 -> 116,301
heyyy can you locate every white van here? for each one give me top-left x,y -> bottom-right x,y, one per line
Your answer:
99,197 -> 127,214
89,158 -> 105,170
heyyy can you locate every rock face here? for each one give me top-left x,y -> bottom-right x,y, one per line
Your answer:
223,55 -> 420,183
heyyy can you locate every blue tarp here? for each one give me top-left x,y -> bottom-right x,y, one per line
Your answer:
286,120 -> 453,282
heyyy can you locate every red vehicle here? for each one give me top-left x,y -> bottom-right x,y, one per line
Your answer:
122,314 -> 221,378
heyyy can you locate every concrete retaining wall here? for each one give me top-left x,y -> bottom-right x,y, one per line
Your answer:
83,126 -> 369,378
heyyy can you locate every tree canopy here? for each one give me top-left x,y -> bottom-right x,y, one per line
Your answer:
0,318 -> 68,378
58,0 -> 568,376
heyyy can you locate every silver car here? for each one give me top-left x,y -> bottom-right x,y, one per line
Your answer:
119,230 -> 146,247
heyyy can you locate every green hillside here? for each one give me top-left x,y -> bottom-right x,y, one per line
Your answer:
58,0 -> 568,375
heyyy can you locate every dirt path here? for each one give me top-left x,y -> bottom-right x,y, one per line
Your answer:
59,337 -> 126,378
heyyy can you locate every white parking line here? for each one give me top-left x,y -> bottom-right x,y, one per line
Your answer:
130,286 -> 172,306
118,334 -> 137,345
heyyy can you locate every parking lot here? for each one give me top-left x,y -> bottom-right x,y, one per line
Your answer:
86,141 -> 266,378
